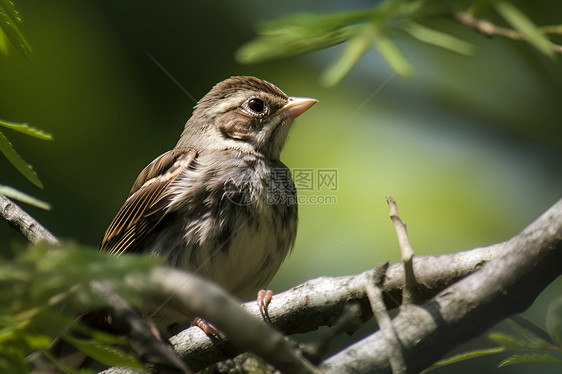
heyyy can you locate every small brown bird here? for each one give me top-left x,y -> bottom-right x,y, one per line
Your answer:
100,76 -> 317,332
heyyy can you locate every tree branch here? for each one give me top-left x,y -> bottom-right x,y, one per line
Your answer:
0,195 -> 59,245
101,243 -> 499,373
451,12 -> 562,54
364,264 -> 405,373
100,197 -> 560,373
89,281 -> 191,374
116,267 -> 320,374
386,196 -> 417,305
321,198 -> 562,373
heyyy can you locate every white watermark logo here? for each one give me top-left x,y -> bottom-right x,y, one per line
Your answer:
224,168 -> 339,206
267,193 -> 337,205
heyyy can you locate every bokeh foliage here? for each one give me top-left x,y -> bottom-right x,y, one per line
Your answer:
423,313 -> 562,372
0,119 -> 52,209
237,0 -> 559,84
0,0 -> 52,209
0,243 -> 153,373
0,1 -> 561,373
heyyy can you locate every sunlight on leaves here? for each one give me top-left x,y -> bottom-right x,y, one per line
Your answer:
0,120 -> 53,140
237,1 -> 559,87
0,185 -> 51,210
235,10 -> 368,64
0,130 -> 42,188
0,119 -> 53,190
0,0 -> 32,58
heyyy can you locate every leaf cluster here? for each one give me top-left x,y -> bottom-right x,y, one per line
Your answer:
0,0 -> 31,58
1,2 -> 53,210
0,120 -> 53,210
0,243 -> 158,373
236,0 -> 560,85
422,307 -> 562,372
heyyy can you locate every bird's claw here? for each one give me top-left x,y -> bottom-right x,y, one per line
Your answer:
257,289 -> 274,318
192,317 -> 220,336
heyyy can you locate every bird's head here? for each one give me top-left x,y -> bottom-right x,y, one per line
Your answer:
178,76 -> 317,159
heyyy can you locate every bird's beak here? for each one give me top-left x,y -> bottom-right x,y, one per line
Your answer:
279,97 -> 318,119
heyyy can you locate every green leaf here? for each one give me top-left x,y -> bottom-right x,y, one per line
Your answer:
236,9 -> 375,64
421,346 -> 505,373
0,120 -> 53,140
0,185 -> 51,210
39,348 -> 95,374
0,0 -> 32,58
63,335 -> 144,369
0,130 -> 43,188
488,332 -> 536,350
23,333 -> 51,349
322,24 -> 375,86
402,22 -> 476,56
495,0 -> 554,58
547,297 -> 562,347
505,318 -> 555,350
509,315 -> 556,346
540,25 -> 562,35
498,353 -> 562,367
0,0 -> 24,24
259,8 -> 374,36
373,35 -> 413,78
0,29 -> 8,55
0,243 -> 161,372
236,24 -> 361,64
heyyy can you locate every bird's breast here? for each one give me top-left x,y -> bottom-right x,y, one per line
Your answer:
161,154 -> 298,301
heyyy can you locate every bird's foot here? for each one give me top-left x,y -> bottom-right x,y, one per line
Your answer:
257,289 -> 273,319
192,317 -> 220,336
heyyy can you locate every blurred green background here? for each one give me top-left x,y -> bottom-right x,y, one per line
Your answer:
1,1 -> 561,372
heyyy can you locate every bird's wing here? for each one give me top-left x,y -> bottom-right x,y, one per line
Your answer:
100,147 -> 197,255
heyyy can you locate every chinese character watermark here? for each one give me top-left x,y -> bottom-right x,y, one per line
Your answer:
225,168 -> 339,206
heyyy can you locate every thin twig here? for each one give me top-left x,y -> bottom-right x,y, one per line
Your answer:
103,197 -> 561,373
0,195 -> 59,245
451,12 -> 562,54
303,303 -> 363,365
89,281 -> 192,374
322,197 -> 562,373
364,263 -> 405,373
386,196 -> 417,304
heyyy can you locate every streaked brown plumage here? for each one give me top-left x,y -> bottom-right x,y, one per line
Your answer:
100,76 -> 317,323
33,76 -> 317,374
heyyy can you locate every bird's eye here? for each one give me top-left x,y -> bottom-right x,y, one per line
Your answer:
247,98 -> 265,114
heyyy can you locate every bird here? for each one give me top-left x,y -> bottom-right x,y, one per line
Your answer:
100,76 -> 318,333
29,76 -> 318,374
